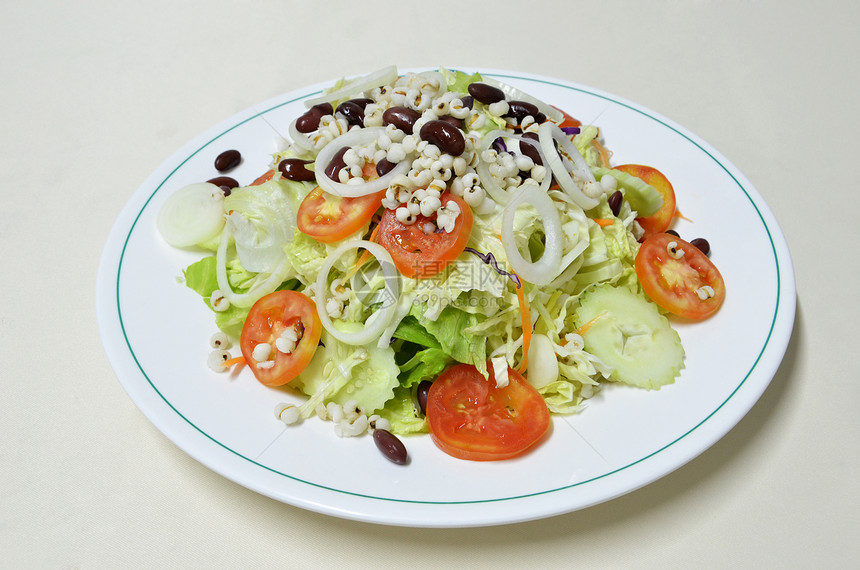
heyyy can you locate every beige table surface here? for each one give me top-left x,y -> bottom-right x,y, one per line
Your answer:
3,0 -> 858,567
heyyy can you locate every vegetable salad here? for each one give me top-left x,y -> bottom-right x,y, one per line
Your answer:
157,66 -> 725,463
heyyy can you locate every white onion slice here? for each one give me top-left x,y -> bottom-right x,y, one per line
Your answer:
288,118 -> 315,152
538,122 -> 599,210
476,130 -> 551,206
481,76 -> 563,123
304,65 -> 399,109
314,240 -> 401,347
501,185 -> 564,286
314,127 -> 411,197
156,183 -> 225,248
215,227 -> 290,308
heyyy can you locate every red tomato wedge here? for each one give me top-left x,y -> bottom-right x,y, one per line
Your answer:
552,106 -> 582,130
250,169 -> 276,186
426,362 -> 551,461
297,186 -> 385,243
377,193 -> 473,278
614,164 -> 676,240
635,233 -> 726,320
240,291 -> 322,387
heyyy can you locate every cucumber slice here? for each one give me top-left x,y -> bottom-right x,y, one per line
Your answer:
591,166 -> 663,217
575,284 -> 684,389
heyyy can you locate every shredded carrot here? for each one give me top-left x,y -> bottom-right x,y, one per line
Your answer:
592,218 -> 615,227
345,224 -> 381,280
575,312 -> 606,336
220,355 -> 247,368
516,279 -> 532,375
592,139 -> 612,168
674,209 -> 694,223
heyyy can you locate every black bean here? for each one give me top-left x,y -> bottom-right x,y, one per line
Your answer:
419,120 -> 465,156
690,238 -> 711,256
467,82 -> 505,105
373,429 -> 408,465
460,95 -> 474,110
324,147 -> 349,180
214,149 -> 241,172
376,158 -> 396,177
207,176 -> 239,189
382,106 -> 420,133
608,190 -> 623,216
505,100 -> 540,121
416,380 -> 432,415
336,100 -> 366,127
278,158 -> 315,182
519,132 -> 542,166
295,102 -> 333,133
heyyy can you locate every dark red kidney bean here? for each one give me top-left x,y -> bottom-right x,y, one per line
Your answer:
608,190 -> 623,216
519,132 -> 542,166
295,102 -> 333,133
666,229 -> 680,237
382,106 -> 420,133
336,100 -> 366,127
324,147 -> 349,180
376,158 -> 396,177
534,112 -> 547,124
373,429 -> 408,465
690,238 -> 711,256
348,97 -> 373,109
214,149 -> 241,172
416,380 -> 432,415
439,115 -> 463,129
218,186 -> 232,197
419,120 -> 465,156
506,100 -> 540,121
207,176 -> 239,189
460,95 -> 474,110
468,82 -> 505,105
279,158 -> 315,182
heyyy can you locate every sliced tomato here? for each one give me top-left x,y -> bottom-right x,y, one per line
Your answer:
250,169 -> 276,186
240,290 -> 322,387
635,233 -> 726,320
552,106 -> 582,129
426,362 -> 551,461
297,163 -> 384,243
377,193 -> 473,278
297,186 -> 384,243
614,164 -> 677,240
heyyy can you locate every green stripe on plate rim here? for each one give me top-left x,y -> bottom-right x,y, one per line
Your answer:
114,73 -> 784,506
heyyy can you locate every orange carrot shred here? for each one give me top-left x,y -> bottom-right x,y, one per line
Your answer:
220,355 -> 247,368
345,224 -> 381,280
674,209 -> 694,223
592,139 -> 612,168
575,312 -> 606,336
593,218 -> 615,227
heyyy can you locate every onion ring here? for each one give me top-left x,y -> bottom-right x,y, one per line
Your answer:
314,127 -> 411,197
304,66 -> 398,109
538,122 -> 599,210
501,185 -> 564,286
314,240 -> 401,347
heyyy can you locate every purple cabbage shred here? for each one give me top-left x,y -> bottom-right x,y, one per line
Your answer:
464,247 -> 522,289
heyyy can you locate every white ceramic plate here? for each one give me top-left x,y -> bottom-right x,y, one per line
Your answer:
96,68 -> 795,527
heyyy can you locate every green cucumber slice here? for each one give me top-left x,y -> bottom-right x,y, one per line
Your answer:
591,166 -> 663,217
575,284 -> 684,389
